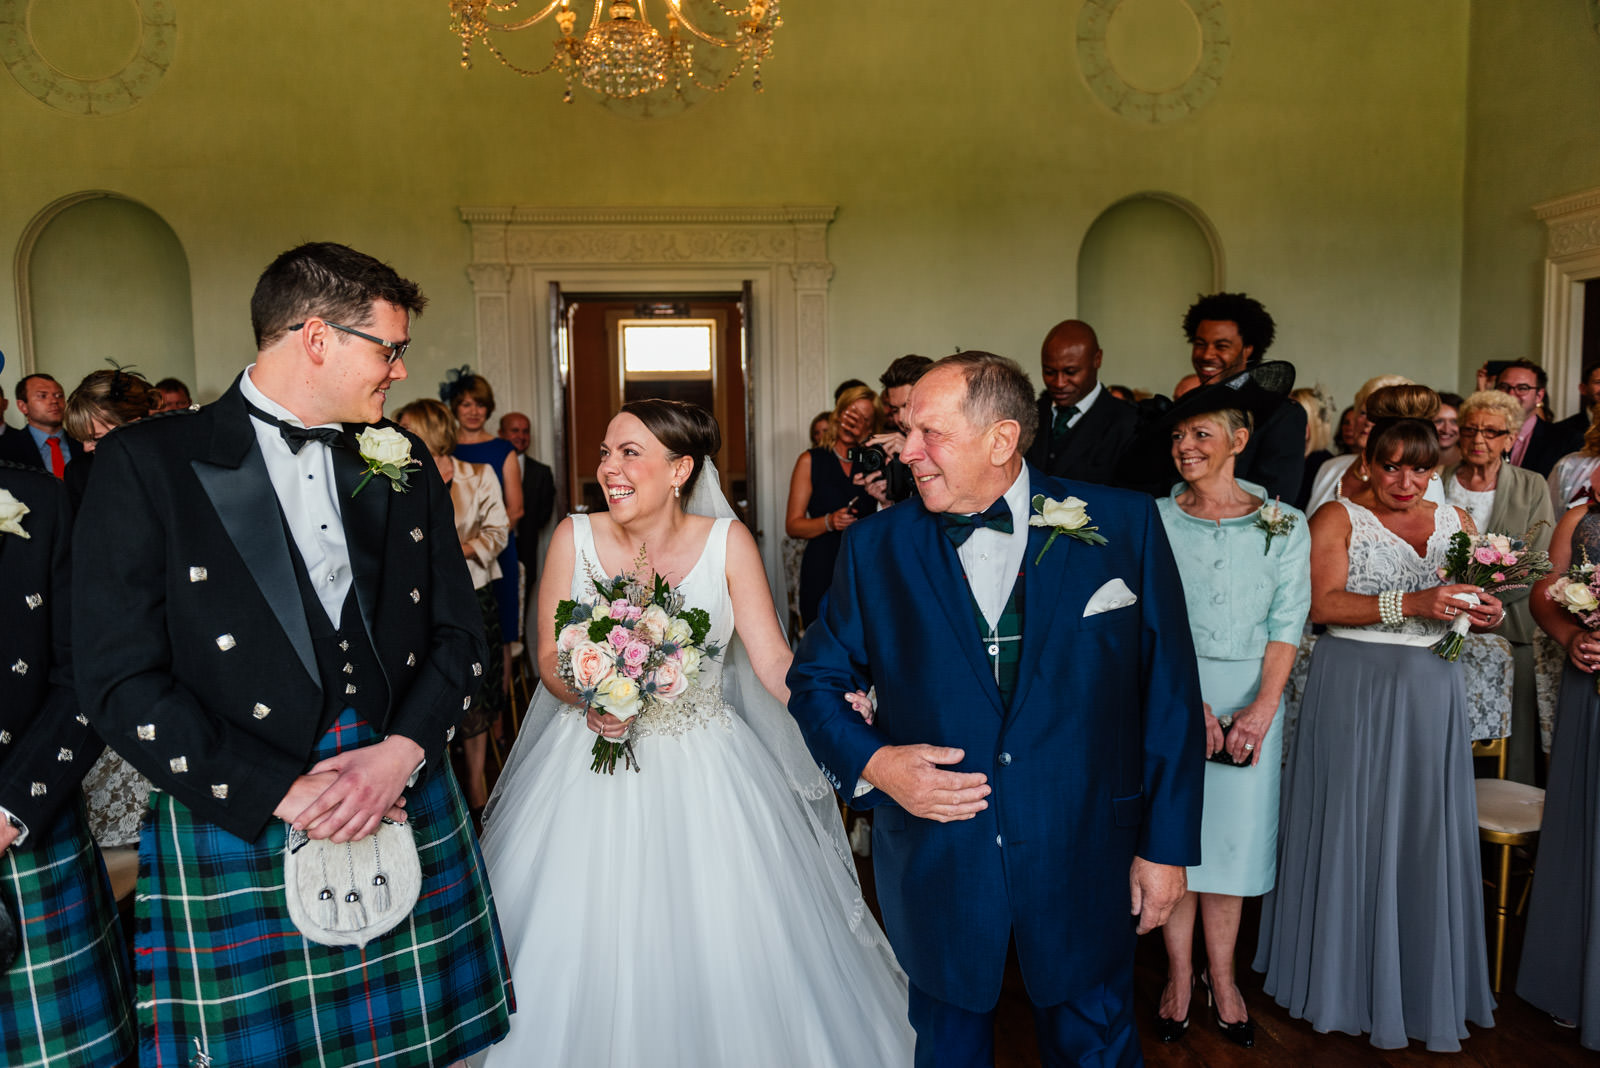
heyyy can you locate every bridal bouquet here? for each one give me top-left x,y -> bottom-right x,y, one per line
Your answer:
553,557 -> 722,774
1431,527 -> 1552,661
1547,547 -> 1600,692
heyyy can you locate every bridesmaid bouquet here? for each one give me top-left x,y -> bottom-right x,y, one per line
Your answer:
1432,527 -> 1552,660
1547,547 -> 1600,692
553,555 -> 722,774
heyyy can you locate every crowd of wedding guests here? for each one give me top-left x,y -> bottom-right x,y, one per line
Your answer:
781,291 -> 1600,1053
10,278 -> 1600,1064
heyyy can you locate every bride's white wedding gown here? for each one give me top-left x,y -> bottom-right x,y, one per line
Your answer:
477,514 -> 913,1066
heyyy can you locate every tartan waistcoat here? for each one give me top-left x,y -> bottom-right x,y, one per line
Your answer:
968,568 -> 1025,707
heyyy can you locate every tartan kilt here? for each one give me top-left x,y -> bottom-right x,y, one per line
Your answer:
135,709 -> 515,1067
1,797 -> 136,1068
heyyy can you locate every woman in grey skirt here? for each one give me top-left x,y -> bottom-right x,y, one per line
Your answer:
1254,385 -> 1500,1051
1518,489 -> 1600,1045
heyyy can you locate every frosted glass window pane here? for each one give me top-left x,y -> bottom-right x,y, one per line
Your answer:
623,323 -> 713,375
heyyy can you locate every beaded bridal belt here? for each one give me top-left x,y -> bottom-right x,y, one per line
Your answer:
567,683 -> 734,740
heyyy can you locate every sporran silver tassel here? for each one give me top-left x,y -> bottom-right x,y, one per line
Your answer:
371,836 -> 391,912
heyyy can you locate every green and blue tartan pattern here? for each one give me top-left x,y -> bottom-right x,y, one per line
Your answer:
135,709 -> 514,1067
970,567 -> 1025,706
1,797 -> 136,1068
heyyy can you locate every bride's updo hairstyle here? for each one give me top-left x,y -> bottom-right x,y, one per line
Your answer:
1363,384 -> 1441,470
620,398 -> 722,504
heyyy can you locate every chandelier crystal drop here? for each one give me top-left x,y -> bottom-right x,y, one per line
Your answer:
449,0 -> 781,103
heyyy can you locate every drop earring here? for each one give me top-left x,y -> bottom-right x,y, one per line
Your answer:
673,483 -> 681,498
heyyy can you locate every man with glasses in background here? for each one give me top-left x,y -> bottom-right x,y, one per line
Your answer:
72,242 -> 512,1067
1496,358 -> 1576,477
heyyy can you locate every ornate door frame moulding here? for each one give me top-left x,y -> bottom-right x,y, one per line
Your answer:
460,203 -> 836,597
1535,188 -> 1600,415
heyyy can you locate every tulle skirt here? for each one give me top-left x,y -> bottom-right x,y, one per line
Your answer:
476,708 -> 913,1067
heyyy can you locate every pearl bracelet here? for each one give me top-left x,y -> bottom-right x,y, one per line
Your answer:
1379,589 -> 1404,626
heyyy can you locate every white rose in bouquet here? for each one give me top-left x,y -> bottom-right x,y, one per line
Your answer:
594,675 -> 643,722
673,646 -> 703,679
634,604 -> 672,644
1561,580 -> 1600,615
664,617 -> 694,646
557,622 -> 589,654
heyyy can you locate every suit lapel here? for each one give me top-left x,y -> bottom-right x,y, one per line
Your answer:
905,502 -> 1006,716
191,384 -> 318,685
331,428 -> 389,638
1011,470 -> 1081,715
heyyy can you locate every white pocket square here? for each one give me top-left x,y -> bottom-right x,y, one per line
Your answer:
1083,578 -> 1138,617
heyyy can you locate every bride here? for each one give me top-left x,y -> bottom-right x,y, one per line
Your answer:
476,399 -> 913,1066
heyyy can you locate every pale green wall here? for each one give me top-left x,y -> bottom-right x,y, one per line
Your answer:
0,1 -> 1470,428
1460,1 -> 1600,416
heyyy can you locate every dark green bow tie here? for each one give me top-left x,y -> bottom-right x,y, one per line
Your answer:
941,500 -> 1013,547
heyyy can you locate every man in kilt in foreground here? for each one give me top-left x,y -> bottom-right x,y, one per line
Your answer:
1,459 -> 136,1068
74,243 -> 515,1066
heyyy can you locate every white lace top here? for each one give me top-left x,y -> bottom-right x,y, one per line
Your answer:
1328,498 -> 1460,644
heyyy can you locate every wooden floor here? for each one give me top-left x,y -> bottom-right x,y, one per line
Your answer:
960,886 -> 1599,1067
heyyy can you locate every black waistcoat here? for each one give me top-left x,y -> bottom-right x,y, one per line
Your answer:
283,523 -> 388,733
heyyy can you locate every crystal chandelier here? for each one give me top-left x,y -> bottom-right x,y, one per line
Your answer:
450,0 -> 781,103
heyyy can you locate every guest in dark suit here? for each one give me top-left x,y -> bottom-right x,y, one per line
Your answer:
1501,358 -> 1588,478
1550,364 -> 1600,462
0,461 -> 135,1068
789,353 -> 1205,1066
0,374 -> 74,476
72,242 -> 512,1067
497,410 -> 557,596
1024,319 -> 1139,486
1181,292 -> 1305,502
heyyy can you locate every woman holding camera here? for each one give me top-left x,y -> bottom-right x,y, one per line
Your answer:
786,385 -> 878,629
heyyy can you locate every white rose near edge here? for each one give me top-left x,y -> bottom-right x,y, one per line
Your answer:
635,604 -> 672,645
1562,581 -> 1600,615
0,488 -> 30,539
594,675 -> 643,721
1035,496 -> 1089,531
357,426 -> 412,467
664,618 -> 693,646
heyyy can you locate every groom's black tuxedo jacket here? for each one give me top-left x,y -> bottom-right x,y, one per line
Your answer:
72,379 -> 487,841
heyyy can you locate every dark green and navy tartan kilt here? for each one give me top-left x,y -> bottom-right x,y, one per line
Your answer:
135,709 -> 515,1067
1,797 -> 136,1068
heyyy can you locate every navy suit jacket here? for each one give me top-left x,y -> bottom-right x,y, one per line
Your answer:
787,467 -> 1205,1012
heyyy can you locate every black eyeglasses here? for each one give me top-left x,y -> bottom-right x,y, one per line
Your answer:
1498,382 -> 1539,395
289,320 -> 409,364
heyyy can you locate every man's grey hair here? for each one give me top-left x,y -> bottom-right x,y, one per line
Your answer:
933,351 -> 1039,454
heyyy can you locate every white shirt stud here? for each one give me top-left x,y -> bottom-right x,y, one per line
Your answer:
169,756 -> 188,773
216,634 -> 236,651
189,566 -> 208,582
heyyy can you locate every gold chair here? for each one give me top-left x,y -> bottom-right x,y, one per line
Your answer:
1472,735 -> 1545,992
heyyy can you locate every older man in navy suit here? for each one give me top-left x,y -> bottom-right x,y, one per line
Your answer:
789,352 -> 1205,1066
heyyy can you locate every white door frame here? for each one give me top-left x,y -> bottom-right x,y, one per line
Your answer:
1537,188 -> 1600,417
460,205 -> 837,609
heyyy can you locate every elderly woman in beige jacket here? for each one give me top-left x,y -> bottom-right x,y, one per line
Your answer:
1443,389 -> 1555,783
396,398 -> 510,813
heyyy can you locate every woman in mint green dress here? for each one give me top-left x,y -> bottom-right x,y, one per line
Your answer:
1153,402 -> 1310,1048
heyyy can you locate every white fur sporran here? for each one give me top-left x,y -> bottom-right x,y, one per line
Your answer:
283,818 -> 421,948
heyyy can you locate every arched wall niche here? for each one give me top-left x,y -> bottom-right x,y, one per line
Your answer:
15,191 -> 196,398
1076,191 -> 1223,394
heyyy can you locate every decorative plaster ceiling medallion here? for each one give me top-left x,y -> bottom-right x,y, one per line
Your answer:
1077,0 -> 1229,124
0,0 -> 174,115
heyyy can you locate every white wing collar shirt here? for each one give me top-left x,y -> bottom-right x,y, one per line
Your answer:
239,366 -> 352,627
955,467 -> 1032,630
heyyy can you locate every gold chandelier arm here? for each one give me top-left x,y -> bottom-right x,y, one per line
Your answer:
479,0 -> 570,33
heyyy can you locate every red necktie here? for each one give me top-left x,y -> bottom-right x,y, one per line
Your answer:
45,436 -> 65,479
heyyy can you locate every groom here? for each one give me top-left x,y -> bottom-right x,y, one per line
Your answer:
72,242 -> 512,1066
788,352 -> 1205,1066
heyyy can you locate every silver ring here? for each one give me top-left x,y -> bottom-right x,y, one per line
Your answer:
1244,743 -> 1255,751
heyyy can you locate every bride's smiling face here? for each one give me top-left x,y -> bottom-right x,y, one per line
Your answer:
598,413 -> 690,519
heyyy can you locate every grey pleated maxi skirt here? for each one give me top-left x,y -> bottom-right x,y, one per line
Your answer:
1252,636 -> 1496,1051
1518,662 -> 1600,1047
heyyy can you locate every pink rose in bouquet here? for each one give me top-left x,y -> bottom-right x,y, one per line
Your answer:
570,641 -> 617,690
649,659 -> 690,700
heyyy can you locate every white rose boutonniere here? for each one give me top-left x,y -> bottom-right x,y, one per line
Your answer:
1028,493 -> 1106,564
1254,497 -> 1298,555
0,488 -> 31,539
352,426 -> 421,497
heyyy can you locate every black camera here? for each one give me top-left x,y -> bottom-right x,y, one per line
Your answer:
846,445 -> 914,503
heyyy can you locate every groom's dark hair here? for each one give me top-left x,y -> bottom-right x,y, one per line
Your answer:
251,242 -> 427,349
935,351 -> 1039,454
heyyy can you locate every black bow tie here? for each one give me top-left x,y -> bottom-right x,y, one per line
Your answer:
940,499 -> 1013,547
244,400 -> 347,455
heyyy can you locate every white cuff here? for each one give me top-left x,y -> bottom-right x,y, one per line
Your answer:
406,757 -> 425,789
1,806 -> 28,850
852,778 -> 874,799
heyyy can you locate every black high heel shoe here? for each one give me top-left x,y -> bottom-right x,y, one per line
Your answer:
1155,976 -> 1192,1043
1199,970 -> 1255,1049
